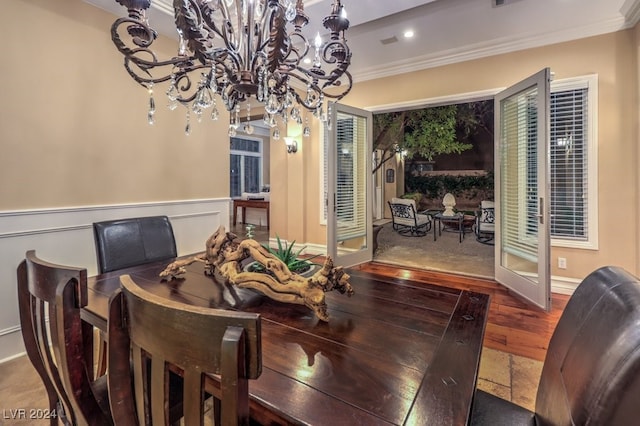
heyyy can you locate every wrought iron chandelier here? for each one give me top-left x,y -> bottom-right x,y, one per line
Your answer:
111,0 -> 352,136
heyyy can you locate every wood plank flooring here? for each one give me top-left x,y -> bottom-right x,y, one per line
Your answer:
352,261 -> 570,361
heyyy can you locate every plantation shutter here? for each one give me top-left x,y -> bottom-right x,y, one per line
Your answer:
549,88 -> 587,240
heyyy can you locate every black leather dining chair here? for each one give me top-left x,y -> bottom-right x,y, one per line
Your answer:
93,215 -> 177,273
92,215 -> 178,377
470,265 -> 640,426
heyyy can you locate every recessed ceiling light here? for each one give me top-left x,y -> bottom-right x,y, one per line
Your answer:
303,57 -> 311,64
404,30 -> 415,39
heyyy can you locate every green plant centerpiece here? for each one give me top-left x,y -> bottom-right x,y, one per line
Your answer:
247,236 -> 320,276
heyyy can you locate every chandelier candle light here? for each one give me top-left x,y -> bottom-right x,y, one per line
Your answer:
111,0 -> 352,136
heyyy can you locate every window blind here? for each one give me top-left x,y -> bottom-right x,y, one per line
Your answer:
335,113 -> 368,241
500,87 -> 539,263
550,88 -> 587,240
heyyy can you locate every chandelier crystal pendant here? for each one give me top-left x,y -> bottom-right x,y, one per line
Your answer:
111,0 -> 352,135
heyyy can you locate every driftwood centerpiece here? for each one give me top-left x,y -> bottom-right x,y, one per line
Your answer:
159,226 -> 354,321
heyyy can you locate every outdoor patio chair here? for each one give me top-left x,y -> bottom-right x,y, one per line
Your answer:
388,198 -> 432,237
475,200 -> 495,245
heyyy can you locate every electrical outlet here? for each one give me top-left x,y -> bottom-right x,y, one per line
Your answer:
558,257 -> 567,269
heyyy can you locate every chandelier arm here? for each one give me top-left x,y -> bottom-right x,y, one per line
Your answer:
286,66 -> 351,103
112,16 -> 206,90
234,0 -> 245,52
321,71 -> 353,100
289,64 -> 347,87
111,16 -> 157,52
292,91 -> 322,111
288,32 -> 309,64
283,73 -> 323,111
121,53 -> 213,104
171,72 -> 202,104
259,2 -> 273,47
320,39 -> 351,64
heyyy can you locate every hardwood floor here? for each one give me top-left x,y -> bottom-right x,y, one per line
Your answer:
352,261 -> 570,362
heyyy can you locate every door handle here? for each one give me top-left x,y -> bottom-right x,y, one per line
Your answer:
537,197 -> 544,224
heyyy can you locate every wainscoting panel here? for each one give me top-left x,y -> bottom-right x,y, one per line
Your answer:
0,198 -> 230,362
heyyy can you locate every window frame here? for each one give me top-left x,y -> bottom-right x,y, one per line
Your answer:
230,135 -> 264,198
549,74 -> 598,250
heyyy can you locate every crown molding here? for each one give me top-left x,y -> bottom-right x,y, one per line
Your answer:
622,0 -> 640,26
353,16 -> 629,83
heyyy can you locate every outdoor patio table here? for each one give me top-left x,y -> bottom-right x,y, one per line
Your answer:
434,212 -> 464,242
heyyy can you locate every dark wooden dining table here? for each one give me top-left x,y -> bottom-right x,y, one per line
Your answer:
81,255 -> 490,425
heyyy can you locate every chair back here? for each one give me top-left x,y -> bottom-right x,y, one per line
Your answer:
17,250 -> 111,425
478,201 -> 495,231
389,198 -> 417,221
388,198 -> 432,237
93,216 -> 177,273
107,274 -> 262,426
535,266 -> 640,425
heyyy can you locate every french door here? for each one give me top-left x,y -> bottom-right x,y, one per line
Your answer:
326,103 -> 373,267
494,68 -> 551,311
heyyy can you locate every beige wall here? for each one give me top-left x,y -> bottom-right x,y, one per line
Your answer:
269,116 -> 325,244
5,1 -> 639,282
272,30 -> 640,280
1,0 -> 231,210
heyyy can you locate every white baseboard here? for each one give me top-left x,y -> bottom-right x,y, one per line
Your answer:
0,198 -> 230,362
551,275 -> 581,295
0,326 -> 26,364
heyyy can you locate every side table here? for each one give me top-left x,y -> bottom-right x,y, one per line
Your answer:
433,212 -> 464,243
233,199 -> 270,229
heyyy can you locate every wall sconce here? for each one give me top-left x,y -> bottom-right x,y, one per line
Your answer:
284,137 -> 298,154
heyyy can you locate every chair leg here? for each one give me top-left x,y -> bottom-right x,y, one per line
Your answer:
476,233 -> 495,245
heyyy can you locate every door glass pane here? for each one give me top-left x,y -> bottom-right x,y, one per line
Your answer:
500,86 -> 539,278
230,155 -> 241,198
244,156 -> 260,194
336,111 -> 367,251
230,137 -> 263,197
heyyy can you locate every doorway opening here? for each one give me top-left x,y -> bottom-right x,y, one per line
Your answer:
371,99 -> 496,278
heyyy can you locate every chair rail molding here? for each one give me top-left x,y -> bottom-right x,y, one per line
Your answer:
0,198 -> 230,362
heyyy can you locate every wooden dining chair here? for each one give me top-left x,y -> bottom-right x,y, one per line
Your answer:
107,274 -> 262,426
17,250 -> 112,426
471,265 -> 640,425
93,215 -> 177,274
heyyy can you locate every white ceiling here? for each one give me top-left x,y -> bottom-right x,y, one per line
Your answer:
87,0 -> 639,82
